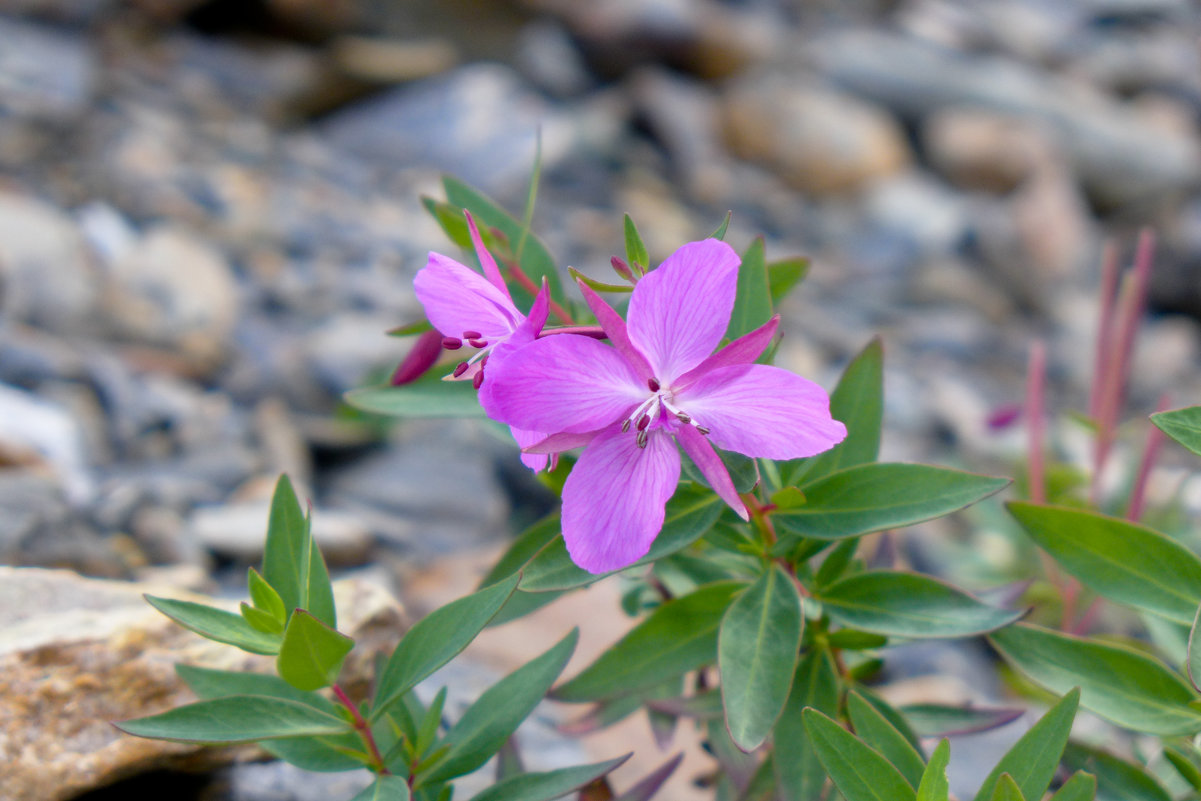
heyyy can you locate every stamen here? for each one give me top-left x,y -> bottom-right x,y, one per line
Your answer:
472,370 -> 485,390
647,378 -> 660,392
468,338 -> 488,349
636,430 -> 649,448
621,420 -> 631,433
696,425 -> 710,435
443,337 -> 463,350
676,412 -> 690,424
453,362 -> 470,378
462,330 -> 482,339
636,414 -> 651,431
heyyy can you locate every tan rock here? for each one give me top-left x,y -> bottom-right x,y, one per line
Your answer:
723,75 -> 911,195
0,567 -> 402,801
924,109 -> 1057,193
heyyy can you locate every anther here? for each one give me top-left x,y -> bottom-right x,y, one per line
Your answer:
647,378 -> 661,392
462,330 -> 482,340
453,362 -> 470,378
472,370 -> 485,390
696,425 -> 710,435
676,412 -> 691,424
621,420 -> 631,433
468,338 -> 488,348
637,414 -> 651,431
636,430 -> 649,448
443,337 -> 463,350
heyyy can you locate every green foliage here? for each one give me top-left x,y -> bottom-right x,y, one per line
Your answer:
350,776 -> 412,801
916,740 -> 951,801
144,595 -> 282,654
467,756 -> 631,801
264,475 -> 336,628
847,691 -> 926,788
624,214 -> 650,273
971,688 -> 1078,801
345,375 -> 486,419
718,566 -> 803,751
726,237 -> 773,342
116,696 -> 353,743
1151,405 -> 1201,457
774,648 -> 840,801
1047,773 -> 1096,801
803,708 -> 917,801
276,609 -> 355,692
1062,745 -> 1170,801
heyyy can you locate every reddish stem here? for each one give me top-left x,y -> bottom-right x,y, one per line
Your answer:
1088,241 -> 1119,422
1026,340 -> 1047,505
1127,393 -> 1171,523
503,261 -> 574,325
333,684 -> 391,775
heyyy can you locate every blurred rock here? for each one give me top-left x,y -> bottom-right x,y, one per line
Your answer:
304,312 -> 408,395
0,568 -> 402,801
924,110 -> 1058,193
100,226 -> 240,366
0,191 -> 102,334
329,35 -> 458,85
861,172 -> 971,259
722,74 -> 911,195
0,16 -> 96,120
0,382 -> 93,503
202,761 -> 373,801
515,19 -> 593,97
190,498 -> 373,565
815,28 -> 1201,207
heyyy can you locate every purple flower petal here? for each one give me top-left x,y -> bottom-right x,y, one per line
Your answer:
480,335 -> 644,434
465,210 -> 511,299
680,364 -> 847,460
414,253 -> 520,341
627,239 -> 740,382
510,425 -> 550,472
676,315 -> 780,389
576,279 -> 654,382
562,424 -> 681,573
523,430 -> 599,454
675,425 -> 748,520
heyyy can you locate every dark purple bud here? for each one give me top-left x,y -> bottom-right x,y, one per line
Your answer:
462,330 -> 483,340
636,415 -> 650,431
468,338 -> 488,349
611,256 -> 636,283
442,336 -> 463,350
390,330 -> 443,386
647,378 -> 660,392
472,370 -> 485,390
453,362 -> 470,378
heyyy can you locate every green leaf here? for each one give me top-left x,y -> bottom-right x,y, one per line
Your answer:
767,257 -> 810,306
519,486 -> 723,592
276,609 -> 355,692
991,624 -> 1201,735
624,214 -> 650,271
248,567 -> 286,624
415,686 -> 447,757
710,211 -> 732,241
1164,745 -> 1201,790
568,266 -> 633,294
815,538 -> 860,589
1007,502 -> 1201,625
971,688 -> 1078,801
989,775 -> 1025,801
826,630 -> 888,650
774,463 -> 1009,542
241,602 -> 285,635
350,776 -> 412,801
803,708 -> 917,801
774,648 -> 840,801
718,566 -> 803,751
262,475 -> 336,627
422,197 -> 472,249
443,176 -> 565,303
1151,406 -> 1201,457
1189,601 -> 1201,691
816,571 -> 1023,638
783,338 -> 883,488
727,237 -> 772,341
373,574 -> 520,719
553,582 -> 743,702
917,740 -> 951,801
899,704 -> 1022,737
468,756 -> 630,801
1047,772 -> 1096,801
847,691 -> 925,789
116,695 -> 352,743
853,688 -> 925,760
344,378 -> 485,419
1062,744 -> 1170,801
422,629 -> 578,784
144,595 -> 281,655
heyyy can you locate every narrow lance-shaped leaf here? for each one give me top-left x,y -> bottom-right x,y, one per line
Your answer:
372,573 -> 520,719
349,776 -> 412,801
971,688 -> 1078,801
468,755 -> 631,801
767,256 -> 810,306
248,567 -> 286,625
624,214 -> 650,272
718,565 -> 803,751
276,609 -> 355,692
1047,772 -> 1095,801
989,775 -> 1026,801
144,595 -> 281,655
1151,406 -> 1201,457
421,629 -> 579,784
345,376 -> 486,419
726,237 -> 772,341
991,624 -> 1201,736
1063,744 -> 1170,801
773,464 -> 1009,543
847,691 -> 925,789
803,708 -> 917,801
816,571 -> 1023,638
1190,600 -> 1201,691
917,740 -> 951,801
775,647 -> 840,801
783,337 -> 883,487
553,582 -> 743,702
116,695 -> 353,743
1008,502 -> 1201,626
901,704 -> 1023,737
262,475 -> 336,627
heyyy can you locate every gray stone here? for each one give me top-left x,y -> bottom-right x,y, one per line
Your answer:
0,16 -> 96,120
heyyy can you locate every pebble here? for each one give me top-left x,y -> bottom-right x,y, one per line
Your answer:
190,498 -> 374,565
0,16 -> 96,120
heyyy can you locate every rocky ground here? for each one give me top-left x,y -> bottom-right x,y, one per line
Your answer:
2,0 -> 1201,798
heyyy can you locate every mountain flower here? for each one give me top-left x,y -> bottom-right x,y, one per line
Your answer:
414,211 -> 551,470
482,238 -> 847,573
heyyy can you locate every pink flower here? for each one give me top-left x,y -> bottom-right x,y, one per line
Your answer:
414,211 -> 551,470
481,239 -> 847,573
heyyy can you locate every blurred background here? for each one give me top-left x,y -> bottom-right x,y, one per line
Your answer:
3,0 -> 1201,797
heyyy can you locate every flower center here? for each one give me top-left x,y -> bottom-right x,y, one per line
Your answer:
622,377 -> 710,448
